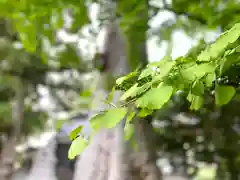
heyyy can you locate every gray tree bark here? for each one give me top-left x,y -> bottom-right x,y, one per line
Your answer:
73,20 -> 130,180
26,137 -> 58,180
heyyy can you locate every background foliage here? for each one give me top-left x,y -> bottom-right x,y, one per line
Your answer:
0,0 -> 240,179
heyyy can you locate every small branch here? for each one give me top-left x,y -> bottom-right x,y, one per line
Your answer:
120,98 -> 136,107
101,99 -> 117,108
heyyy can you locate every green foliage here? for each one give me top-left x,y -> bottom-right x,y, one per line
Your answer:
215,85 -> 236,105
187,93 -> 204,111
68,136 -> 89,160
68,22 -> 240,159
116,23 -> 240,112
55,120 -> 65,131
124,111 -> 136,140
124,123 -> 134,141
90,107 -> 128,130
4,1 -> 240,172
197,23 -> 240,62
135,85 -> 174,109
70,126 -> 83,141
1,0 -> 90,55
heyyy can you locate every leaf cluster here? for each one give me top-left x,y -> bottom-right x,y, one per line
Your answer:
68,23 -> 240,159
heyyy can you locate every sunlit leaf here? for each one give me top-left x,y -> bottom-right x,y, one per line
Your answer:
90,108 -> 128,130
220,53 -> 240,75
135,85 -> 173,109
55,120 -> 65,131
138,108 -> 153,117
192,80 -> 204,96
107,87 -> 116,103
120,84 -> 139,101
116,72 -> 137,85
126,111 -> 136,123
205,73 -> 216,87
138,67 -> 153,80
70,126 -> 83,141
120,83 -> 151,101
198,23 -> 240,62
180,63 -> 215,82
215,85 -> 236,105
68,136 -> 88,160
190,95 -> 204,110
124,123 -> 134,141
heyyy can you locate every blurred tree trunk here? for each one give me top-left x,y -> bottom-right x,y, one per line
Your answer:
74,0 -> 162,179
132,116 -> 162,180
122,0 -> 163,178
129,42 -> 162,180
26,137 -> 57,180
73,19 -> 130,180
0,79 -> 25,180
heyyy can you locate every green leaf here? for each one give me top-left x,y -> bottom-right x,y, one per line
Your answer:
80,89 -> 92,97
138,108 -> 153,117
120,84 -> 139,101
126,111 -> 136,123
220,53 -> 240,75
120,83 -> 151,101
90,108 -> 128,130
135,85 -> 173,109
18,28 -> 37,52
159,60 -> 175,76
138,67 -> 153,80
116,72 -> 137,85
190,96 -> 204,110
151,60 -> 175,83
187,92 -> 194,102
107,87 -> 116,103
44,27 -> 55,45
136,83 -> 151,95
70,126 -> 83,141
124,123 -> 134,141
150,55 -> 172,67
215,85 -> 236,105
197,23 -> 240,62
89,112 -> 105,131
180,63 -> 215,82
205,73 -> 216,87
192,80 -> 204,96
52,9 -> 64,29
55,120 -> 65,131
68,136 -> 88,160
187,92 -> 204,110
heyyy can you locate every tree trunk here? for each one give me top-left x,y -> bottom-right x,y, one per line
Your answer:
26,137 -> 58,180
131,42 -> 162,180
0,79 -> 25,180
73,20 -> 130,180
74,0 -> 163,178
131,116 -> 162,180
121,0 -> 163,178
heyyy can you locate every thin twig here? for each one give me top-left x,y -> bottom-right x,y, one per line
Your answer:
101,99 -> 117,108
